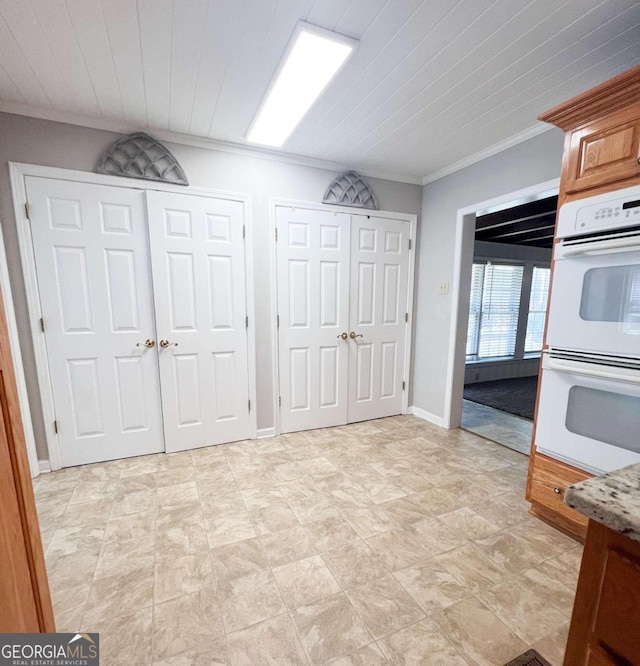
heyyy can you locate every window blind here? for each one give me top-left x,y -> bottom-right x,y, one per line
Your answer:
466,263 -> 485,358
525,266 -> 551,353
477,263 -> 524,359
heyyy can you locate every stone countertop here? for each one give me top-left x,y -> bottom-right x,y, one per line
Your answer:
565,463 -> 640,542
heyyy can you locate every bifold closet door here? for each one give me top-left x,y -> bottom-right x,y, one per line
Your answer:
147,191 -> 251,452
348,215 -> 410,422
26,177 -> 164,467
276,207 -> 351,433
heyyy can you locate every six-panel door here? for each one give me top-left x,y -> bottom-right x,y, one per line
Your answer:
276,207 -> 411,433
276,207 -> 351,433
147,191 -> 251,452
26,176 -> 164,466
348,215 -> 410,422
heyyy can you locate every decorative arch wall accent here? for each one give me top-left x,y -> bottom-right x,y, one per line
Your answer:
322,170 -> 379,209
96,132 -> 189,185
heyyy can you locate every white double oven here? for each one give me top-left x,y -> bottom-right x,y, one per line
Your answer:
536,184 -> 640,474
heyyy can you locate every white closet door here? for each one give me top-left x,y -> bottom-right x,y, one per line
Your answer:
26,176 -> 164,467
276,207 -> 351,433
348,215 -> 410,422
147,191 -> 250,452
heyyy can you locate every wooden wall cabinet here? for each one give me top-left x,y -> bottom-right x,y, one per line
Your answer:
564,520 -> 640,665
527,65 -> 640,541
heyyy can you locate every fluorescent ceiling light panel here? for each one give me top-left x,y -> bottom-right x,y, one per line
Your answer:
247,22 -> 357,147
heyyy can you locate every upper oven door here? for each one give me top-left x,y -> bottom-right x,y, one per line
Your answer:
535,354 -> 640,474
546,239 -> 640,358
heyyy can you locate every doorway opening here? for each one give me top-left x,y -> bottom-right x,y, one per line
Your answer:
445,179 -> 559,454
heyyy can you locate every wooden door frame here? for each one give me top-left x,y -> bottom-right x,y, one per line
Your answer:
0,224 -> 39,477
10,162 -> 258,470
268,197 -> 418,437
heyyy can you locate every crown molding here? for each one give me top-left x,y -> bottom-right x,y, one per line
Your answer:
0,101 -> 423,186
421,124 -> 554,186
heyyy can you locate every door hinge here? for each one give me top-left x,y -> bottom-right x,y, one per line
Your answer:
408,238 -> 412,250
277,314 -> 280,328
245,315 -> 249,328
275,227 -> 278,242
405,312 -> 408,323
248,399 -> 251,412
53,420 -> 59,434
279,396 -> 282,407
39,317 -> 45,333
25,202 -> 31,220
402,381 -> 406,391
242,224 -> 246,240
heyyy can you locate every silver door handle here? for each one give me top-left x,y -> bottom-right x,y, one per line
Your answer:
349,331 -> 363,339
159,339 -> 179,349
136,339 -> 155,348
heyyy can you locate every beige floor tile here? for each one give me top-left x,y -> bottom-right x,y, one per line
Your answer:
330,643 -> 388,665
211,538 -> 268,581
115,471 -> 158,493
378,495 -> 432,525
365,528 -> 433,570
157,451 -> 195,471
260,524 -> 317,567
410,516 -> 466,555
433,597 -> 527,666
226,613 -> 308,666
156,520 -> 210,559
206,512 -> 257,548
119,455 -> 159,477
289,493 -> 341,524
305,515 -> 360,554
152,637 -> 228,665
250,502 -> 299,535
51,582 -> 91,621
532,623 -> 570,666
392,561 -> 473,615
110,487 -> 157,517
532,550 -> 582,592
472,496 -> 529,530
273,555 -> 340,609
157,480 -> 200,508
436,507 -> 500,541
478,574 -> 568,644
473,530 -> 549,574
342,505 -> 395,539
91,606 -> 153,666
104,509 -> 156,543
153,589 -> 224,660
430,543 -> 507,592
322,540 -> 389,589
346,575 -> 425,640
292,593 -> 372,665
46,549 -> 99,589
154,552 -> 215,603
239,486 -> 286,510
218,569 -> 287,633
46,525 -> 105,558
68,480 -> 116,505
94,536 -> 155,580
379,618 -> 468,666
519,565 -> 577,616
83,565 -> 154,624
158,465 -> 195,487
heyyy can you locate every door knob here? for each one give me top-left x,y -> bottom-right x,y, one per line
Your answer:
337,332 -> 348,340
349,331 -> 363,339
159,339 -> 178,348
136,339 -> 155,348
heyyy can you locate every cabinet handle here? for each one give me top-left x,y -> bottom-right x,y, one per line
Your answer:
553,487 -> 563,495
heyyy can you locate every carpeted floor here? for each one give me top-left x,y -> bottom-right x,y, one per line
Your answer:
463,376 -> 538,420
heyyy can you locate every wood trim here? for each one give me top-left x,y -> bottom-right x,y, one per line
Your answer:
539,65 -> 640,131
0,288 -> 54,631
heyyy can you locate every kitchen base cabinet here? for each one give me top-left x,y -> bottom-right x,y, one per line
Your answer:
564,519 -> 640,665
526,454 -> 589,541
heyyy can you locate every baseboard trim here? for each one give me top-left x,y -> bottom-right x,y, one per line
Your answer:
409,406 -> 448,429
38,460 -> 51,474
257,427 -> 276,439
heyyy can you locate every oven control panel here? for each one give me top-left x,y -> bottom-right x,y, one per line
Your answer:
557,184 -> 640,238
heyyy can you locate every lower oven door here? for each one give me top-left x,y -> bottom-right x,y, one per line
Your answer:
535,354 -> 640,474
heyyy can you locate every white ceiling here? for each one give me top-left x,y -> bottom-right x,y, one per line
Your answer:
0,0 -> 639,184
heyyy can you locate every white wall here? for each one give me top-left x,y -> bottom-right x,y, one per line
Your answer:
411,128 -> 564,422
0,112 -> 422,460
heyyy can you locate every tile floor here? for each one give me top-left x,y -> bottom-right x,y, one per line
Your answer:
33,415 -> 581,665
461,400 -> 533,455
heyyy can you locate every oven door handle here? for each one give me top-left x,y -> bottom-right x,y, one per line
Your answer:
546,357 -> 640,385
560,235 -> 640,257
